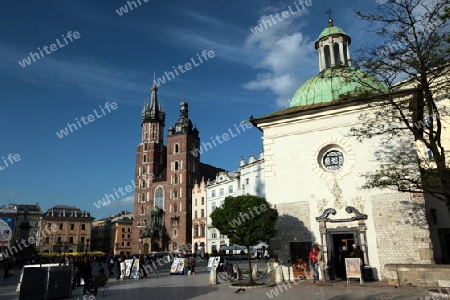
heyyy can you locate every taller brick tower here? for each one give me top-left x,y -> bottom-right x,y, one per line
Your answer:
132,79 -> 201,255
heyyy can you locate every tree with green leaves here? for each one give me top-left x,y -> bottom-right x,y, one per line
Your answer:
348,0 -> 450,212
210,195 -> 278,285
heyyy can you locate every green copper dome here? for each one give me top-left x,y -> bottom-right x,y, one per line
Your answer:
318,25 -> 348,40
289,66 -> 388,108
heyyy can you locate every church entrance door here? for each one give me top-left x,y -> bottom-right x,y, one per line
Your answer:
326,228 -> 358,280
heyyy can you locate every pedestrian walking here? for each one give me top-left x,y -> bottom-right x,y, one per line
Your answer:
189,256 -> 196,275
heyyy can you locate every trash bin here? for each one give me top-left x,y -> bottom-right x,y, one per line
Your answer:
19,265 -> 73,300
19,267 -> 47,300
46,266 -> 73,299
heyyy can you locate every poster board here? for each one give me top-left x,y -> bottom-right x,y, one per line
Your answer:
345,258 -> 363,284
206,256 -> 220,272
292,258 -> 313,281
170,257 -> 184,275
124,259 -> 140,279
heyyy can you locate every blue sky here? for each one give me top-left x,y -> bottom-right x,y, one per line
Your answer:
0,0 -> 382,219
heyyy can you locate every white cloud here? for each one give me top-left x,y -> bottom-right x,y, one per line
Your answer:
244,6 -> 317,108
103,196 -> 134,208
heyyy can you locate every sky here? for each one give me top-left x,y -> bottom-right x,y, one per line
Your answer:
0,0 -> 384,219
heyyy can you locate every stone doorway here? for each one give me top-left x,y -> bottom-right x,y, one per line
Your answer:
326,228 -> 358,280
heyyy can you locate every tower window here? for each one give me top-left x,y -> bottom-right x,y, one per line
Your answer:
143,155 -> 147,163
333,43 -> 340,65
174,161 -> 179,171
144,143 -> 147,150
343,44 -> 348,65
174,174 -> 178,184
174,144 -> 180,153
155,186 -> 164,209
151,124 -> 156,139
142,192 -> 146,202
324,45 -> 331,68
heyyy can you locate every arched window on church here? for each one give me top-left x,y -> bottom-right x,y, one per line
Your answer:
324,45 -> 331,68
174,190 -> 178,199
151,124 -> 156,139
142,180 -> 146,189
143,166 -> 146,175
143,219 -> 147,226
140,206 -> 145,215
174,174 -> 178,184
174,144 -> 179,153
174,204 -> 178,213
174,161 -> 179,171
333,43 -> 340,65
155,186 -> 164,210
143,155 -> 147,163
142,193 -> 146,202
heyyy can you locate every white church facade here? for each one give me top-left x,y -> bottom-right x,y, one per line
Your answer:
251,19 -> 450,282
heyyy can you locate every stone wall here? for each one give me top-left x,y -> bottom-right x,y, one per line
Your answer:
270,201 -> 311,278
371,193 -> 434,279
385,264 -> 450,287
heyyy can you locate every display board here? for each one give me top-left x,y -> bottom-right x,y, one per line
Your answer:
206,256 -> 220,272
170,257 -> 184,275
345,258 -> 364,284
125,258 -> 140,279
292,258 -> 313,281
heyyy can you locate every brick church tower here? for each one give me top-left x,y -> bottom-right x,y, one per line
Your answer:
131,78 -> 203,254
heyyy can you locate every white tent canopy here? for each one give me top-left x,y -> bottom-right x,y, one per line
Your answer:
251,241 -> 269,249
219,245 -> 247,251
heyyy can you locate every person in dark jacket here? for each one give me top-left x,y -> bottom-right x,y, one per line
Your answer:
79,256 -> 93,295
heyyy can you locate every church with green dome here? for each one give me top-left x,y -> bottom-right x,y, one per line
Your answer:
290,19 -> 387,108
251,19 -> 447,284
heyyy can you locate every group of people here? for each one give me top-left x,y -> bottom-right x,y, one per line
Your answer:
72,256 -> 108,296
309,243 -> 364,283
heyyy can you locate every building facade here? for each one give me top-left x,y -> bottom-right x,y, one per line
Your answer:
131,82 -> 223,254
252,19 -> 449,281
40,205 -> 94,253
206,171 -> 239,253
110,212 -> 134,255
192,178 -> 207,255
9,203 -> 42,250
205,152 -> 265,254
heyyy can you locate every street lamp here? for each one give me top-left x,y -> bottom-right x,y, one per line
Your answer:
139,238 -> 142,254
85,238 -> 90,256
63,241 -> 67,257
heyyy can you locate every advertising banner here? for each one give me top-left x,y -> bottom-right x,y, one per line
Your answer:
124,258 -> 140,279
0,215 -> 15,245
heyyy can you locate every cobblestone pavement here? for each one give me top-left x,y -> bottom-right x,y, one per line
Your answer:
0,261 -> 433,300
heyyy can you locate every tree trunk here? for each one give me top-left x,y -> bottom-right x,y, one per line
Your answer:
247,246 -> 254,284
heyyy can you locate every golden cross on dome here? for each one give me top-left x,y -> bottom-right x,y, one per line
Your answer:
326,8 -> 334,25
